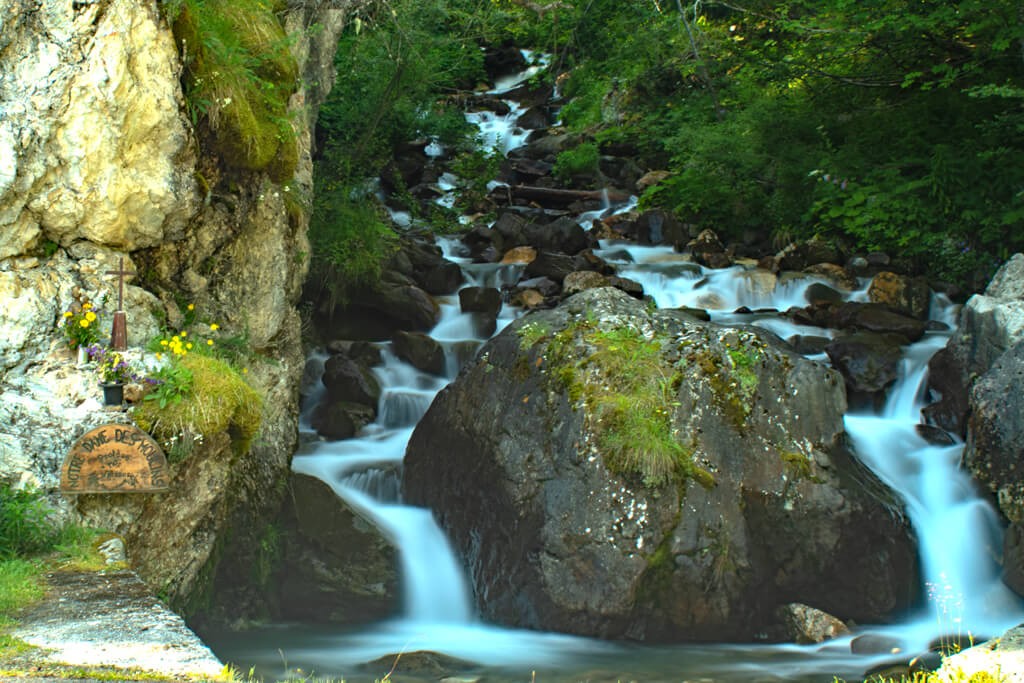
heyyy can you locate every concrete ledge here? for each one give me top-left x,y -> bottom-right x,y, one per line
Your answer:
9,570 -> 224,680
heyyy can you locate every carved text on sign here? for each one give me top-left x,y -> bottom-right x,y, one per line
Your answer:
61,424 -> 169,493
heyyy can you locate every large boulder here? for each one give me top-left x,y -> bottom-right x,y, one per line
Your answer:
962,339 -> 1024,595
925,254 -> 1024,434
404,287 -> 916,641
275,473 -> 399,623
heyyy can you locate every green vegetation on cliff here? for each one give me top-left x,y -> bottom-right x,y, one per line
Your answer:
165,0 -> 299,181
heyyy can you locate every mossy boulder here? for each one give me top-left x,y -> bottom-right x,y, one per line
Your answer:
404,287 -> 917,641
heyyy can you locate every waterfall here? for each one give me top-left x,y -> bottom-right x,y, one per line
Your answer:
207,51 -> 1022,682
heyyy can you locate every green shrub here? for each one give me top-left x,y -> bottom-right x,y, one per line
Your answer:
307,186 -> 398,309
0,486 -> 57,559
552,142 -> 601,182
0,558 -> 45,616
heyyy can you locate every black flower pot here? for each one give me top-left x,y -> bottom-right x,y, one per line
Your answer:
101,382 -> 125,406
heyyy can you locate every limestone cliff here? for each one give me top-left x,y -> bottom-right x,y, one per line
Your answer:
0,0 -> 362,616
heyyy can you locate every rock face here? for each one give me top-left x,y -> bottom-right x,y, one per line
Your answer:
275,473 -> 399,623
404,287 -> 917,641
923,254 -> 1024,596
0,0 -> 365,621
0,1 -> 197,258
925,253 -> 1024,434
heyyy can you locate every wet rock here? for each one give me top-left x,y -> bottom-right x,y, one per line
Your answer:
606,275 -> 645,299
1003,524 -> 1024,596
323,355 -> 381,409
311,400 -> 374,440
511,289 -> 546,309
805,282 -> 843,306
492,212 -> 529,251
516,104 -> 552,130
825,332 -> 906,410
868,271 -> 932,320
805,263 -> 860,291
563,271 -> 607,296
915,424 -> 956,447
925,253 -> 1024,435
484,43 -> 527,78
459,286 -> 502,317
851,633 -> 905,655
636,209 -> 686,248
501,246 -> 537,264
788,334 -> 831,356
392,331 -> 446,376
277,473 -> 399,624
525,216 -> 590,255
325,340 -> 383,367
688,229 -> 732,268
775,603 -> 850,644
405,288 -> 916,641
516,276 -> 561,298
506,157 -> 553,181
964,340 -> 1024,525
508,132 -> 583,161
525,250 -> 579,282
833,302 -> 927,342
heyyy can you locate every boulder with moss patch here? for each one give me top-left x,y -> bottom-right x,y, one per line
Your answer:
404,287 -> 917,641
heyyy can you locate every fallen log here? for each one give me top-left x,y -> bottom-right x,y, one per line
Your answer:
503,185 -> 631,207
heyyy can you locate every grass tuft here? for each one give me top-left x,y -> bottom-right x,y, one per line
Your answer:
133,354 -> 263,457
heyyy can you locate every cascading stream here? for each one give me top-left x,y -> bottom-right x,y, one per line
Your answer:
209,52 -> 1022,681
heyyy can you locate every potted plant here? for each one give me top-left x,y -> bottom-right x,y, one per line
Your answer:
89,346 -> 137,406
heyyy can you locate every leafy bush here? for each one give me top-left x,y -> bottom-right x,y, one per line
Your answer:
306,185 -> 398,309
552,142 -> 600,182
0,486 -> 57,559
0,558 -> 44,616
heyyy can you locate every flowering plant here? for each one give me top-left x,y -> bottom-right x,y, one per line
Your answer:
59,301 -> 101,350
87,345 -> 138,385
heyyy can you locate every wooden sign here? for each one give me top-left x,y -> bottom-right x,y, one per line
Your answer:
61,424 -> 169,493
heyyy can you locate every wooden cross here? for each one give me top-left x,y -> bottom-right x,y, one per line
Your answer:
106,256 -> 135,351
106,256 -> 135,312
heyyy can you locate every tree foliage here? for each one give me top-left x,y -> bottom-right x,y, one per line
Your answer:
550,0 -> 1024,287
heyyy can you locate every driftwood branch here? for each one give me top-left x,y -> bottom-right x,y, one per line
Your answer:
506,185 -> 630,206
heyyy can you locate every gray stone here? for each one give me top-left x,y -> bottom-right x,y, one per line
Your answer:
404,287 -> 916,641
926,253 -> 1024,435
775,602 -> 850,644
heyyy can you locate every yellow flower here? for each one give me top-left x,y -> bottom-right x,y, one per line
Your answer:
79,319 -> 90,328
207,339 -> 214,346
210,323 -> 219,331
187,303 -> 194,311
63,311 -> 73,318
186,342 -> 193,350
160,339 -> 169,347
85,311 -> 97,322
172,336 -> 180,343
155,353 -> 163,360
82,303 -> 92,310
181,330 -> 188,337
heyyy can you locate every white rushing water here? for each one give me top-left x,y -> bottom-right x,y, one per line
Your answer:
209,52 -> 1022,682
